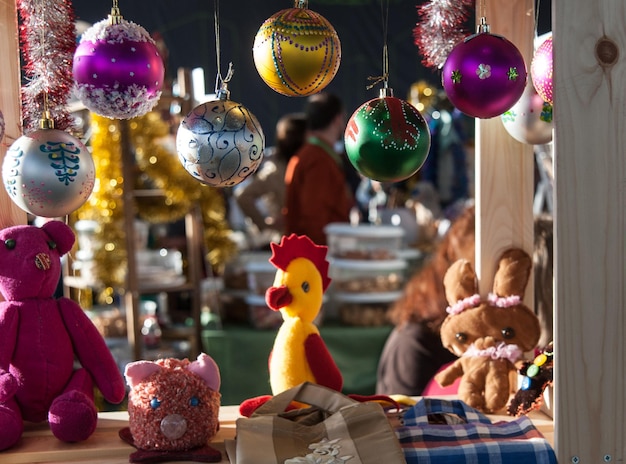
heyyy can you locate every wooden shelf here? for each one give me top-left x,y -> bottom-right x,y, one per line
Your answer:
63,121 -> 206,363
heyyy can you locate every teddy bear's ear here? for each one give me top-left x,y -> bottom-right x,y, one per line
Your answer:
124,360 -> 162,388
188,353 -> 221,392
492,248 -> 532,298
41,220 -> 75,255
443,258 -> 478,306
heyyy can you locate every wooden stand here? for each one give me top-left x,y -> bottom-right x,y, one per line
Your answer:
0,0 -> 26,229
1,404 -> 553,464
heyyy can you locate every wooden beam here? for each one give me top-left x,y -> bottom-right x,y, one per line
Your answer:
554,0 -> 626,461
475,0 -> 535,299
0,0 -> 26,227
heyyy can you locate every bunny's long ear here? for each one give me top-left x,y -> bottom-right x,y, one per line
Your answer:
443,259 -> 479,306
492,248 -> 532,298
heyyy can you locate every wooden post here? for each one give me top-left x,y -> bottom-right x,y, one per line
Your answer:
120,120 -> 142,361
475,1 -> 535,299
0,0 -> 26,228
554,0 -> 626,461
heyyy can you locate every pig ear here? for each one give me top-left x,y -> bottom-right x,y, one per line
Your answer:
188,353 -> 221,392
124,361 -> 162,389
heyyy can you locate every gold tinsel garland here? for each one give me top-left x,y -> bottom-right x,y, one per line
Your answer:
72,112 -> 236,300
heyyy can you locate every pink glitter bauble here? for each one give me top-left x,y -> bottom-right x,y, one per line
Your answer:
442,31 -> 527,119
531,36 -> 553,105
73,18 -> 165,119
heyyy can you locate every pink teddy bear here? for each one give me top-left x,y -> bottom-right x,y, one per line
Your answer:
0,221 -> 126,451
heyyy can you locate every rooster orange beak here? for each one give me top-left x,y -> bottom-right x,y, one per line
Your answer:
265,285 -> 293,311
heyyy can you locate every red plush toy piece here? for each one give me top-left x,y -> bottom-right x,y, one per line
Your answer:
0,221 -> 125,451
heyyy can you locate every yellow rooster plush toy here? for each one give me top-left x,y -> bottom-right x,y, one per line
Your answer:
239,234 -> 343,416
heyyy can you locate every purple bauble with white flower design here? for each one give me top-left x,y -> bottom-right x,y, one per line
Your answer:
442,29 -> 527,119
2,128 -> 95,217
73,18 -> 165,119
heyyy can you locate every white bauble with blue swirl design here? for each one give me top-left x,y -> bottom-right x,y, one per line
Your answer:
176,94 -> 264,188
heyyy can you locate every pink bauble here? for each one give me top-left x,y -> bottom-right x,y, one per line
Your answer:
73,18 -> 165,119
531,36 -> 553,105
442,31 -> 527,119
501,81 -> 554,145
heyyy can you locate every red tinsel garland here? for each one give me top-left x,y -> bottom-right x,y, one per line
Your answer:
413,0 -> 474,70
17,0 -> 77,132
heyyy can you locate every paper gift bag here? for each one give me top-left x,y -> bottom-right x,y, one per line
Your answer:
226,382 -> 406,464
396,398 -> 556,464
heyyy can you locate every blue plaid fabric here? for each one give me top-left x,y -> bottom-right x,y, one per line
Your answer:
396,399 -> 557,464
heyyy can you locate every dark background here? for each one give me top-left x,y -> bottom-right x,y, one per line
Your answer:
69,0 -> 551,145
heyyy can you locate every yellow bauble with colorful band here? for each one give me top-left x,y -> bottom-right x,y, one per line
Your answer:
253,3 -> 341,97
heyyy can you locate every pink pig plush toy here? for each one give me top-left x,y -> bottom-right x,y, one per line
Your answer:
120,353 -> 222,463
0,221 -> 125,451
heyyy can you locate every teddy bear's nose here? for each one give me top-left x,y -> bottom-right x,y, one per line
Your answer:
35,252 -> 51,271
160,413 -> 187,440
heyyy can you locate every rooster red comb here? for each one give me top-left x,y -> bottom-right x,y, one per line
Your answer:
269,234 -> 332,292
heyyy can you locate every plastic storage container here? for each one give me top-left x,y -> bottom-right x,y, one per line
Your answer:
245,260 -> 277,296
329,258 -> 406,326
324,223 -> 405,260
329,258 -> 407,293
136,249 -> 185,290
245,294 -> 283,329
333,291 -> 401,327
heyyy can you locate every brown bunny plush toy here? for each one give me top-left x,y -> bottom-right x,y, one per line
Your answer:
434,248 -> 541,413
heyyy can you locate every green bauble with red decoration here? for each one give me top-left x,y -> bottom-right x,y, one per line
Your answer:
344,89 -> 430,182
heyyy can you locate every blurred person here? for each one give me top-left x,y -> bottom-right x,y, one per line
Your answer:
376,203 -> 476,396
235,113 -> 307,248
284,92 -> 355,245
533,214 -> 554,349
376,204 -> 554,396
420,94 -> 471,214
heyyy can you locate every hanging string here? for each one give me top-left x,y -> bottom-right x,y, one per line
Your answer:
213,0 -> 234,93
479,0 -> 487,19
366,0 -> 390,90
533,0 -> 541,38
476,0 -> 490,33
